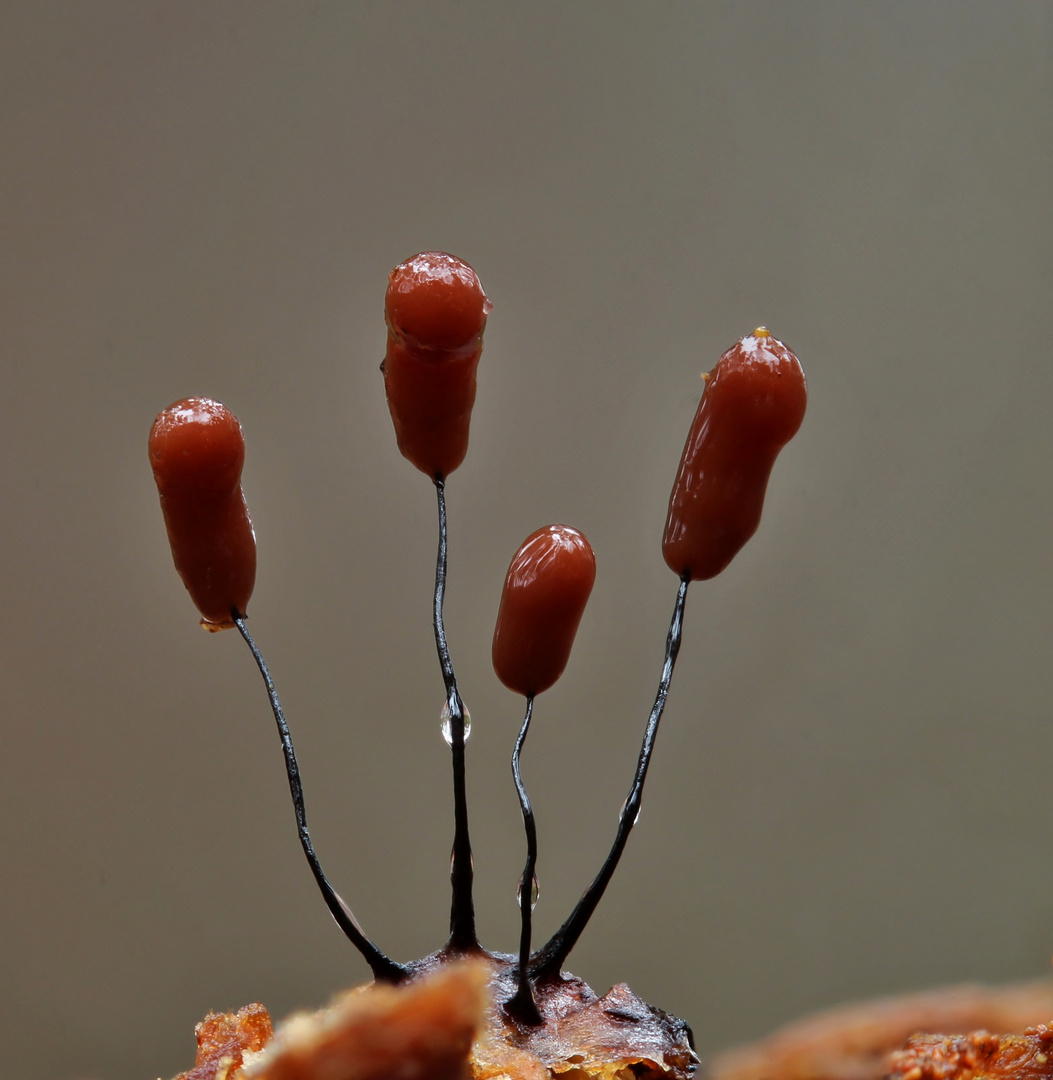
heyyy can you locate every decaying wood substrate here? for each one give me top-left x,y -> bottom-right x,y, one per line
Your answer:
172,964 -> 1053,1080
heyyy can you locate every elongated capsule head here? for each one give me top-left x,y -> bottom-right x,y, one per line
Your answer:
149,398 -> 257,630
662,328 -> 807,581
383,251 -> 490,479
492,525 -> 596,697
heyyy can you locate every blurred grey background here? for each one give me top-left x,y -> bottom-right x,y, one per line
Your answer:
1,4 -> 1050,1078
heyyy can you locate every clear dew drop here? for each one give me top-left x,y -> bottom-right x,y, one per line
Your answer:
619,797 -> 641,827
440,699 -> 472,746
516,873 -> 540,912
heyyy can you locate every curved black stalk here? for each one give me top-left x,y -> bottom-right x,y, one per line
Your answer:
507,694 -> 542,1024
433,477 -> 477,952
234,615 -> 408,984
530,572 -> 690,979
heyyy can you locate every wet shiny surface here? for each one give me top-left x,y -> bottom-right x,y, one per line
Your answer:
492,524 -> 596,696
662,330 -> 807,581
383,251 -> 489,478
149,397 -> 257,629
408,953 -> 698,1080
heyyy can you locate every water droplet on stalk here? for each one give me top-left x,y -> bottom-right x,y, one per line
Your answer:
516,873 -> 540,912
440,699 -> 471,745
620,797 -> 641,826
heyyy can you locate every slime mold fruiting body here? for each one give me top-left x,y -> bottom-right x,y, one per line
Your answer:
152,255 -> 807,1080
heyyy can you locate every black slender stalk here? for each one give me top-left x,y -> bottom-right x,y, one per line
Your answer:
530,572 -> 691,979
433,477 -> 477,952
507,694 -> 542,1024
234,615 -> 408,984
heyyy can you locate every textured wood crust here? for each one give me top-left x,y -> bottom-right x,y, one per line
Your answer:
711,981 -> 1053,1080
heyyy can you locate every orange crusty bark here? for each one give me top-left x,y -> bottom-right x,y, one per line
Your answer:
711,981 -> 1053,1080
171,965 -> 482,1080
470,967 -> 697,1079
173,1003 -> 272,1080
169,958 -> 698,1080
242,962 -> 486,1080
173,966 -> 1053,1080
887,1025 -> 1053,1080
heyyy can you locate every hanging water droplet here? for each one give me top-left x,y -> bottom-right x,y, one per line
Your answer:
619,797 -> 641,827
440,699 -> 472,746
516,873 -> 540,912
